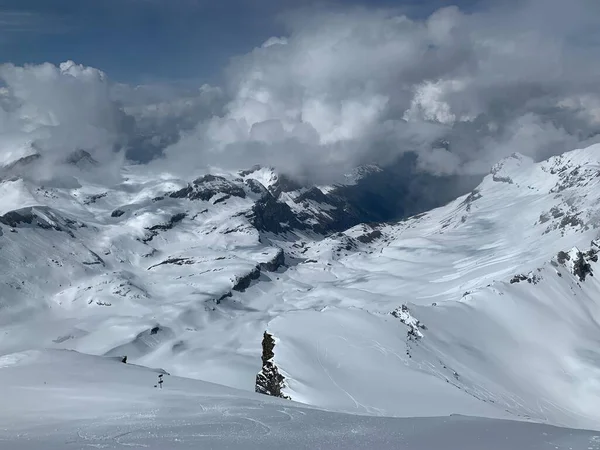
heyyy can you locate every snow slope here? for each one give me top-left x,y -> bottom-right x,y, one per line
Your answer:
2,145 -> 600,443
0,349 -> 598,450
259,148 -> 600,429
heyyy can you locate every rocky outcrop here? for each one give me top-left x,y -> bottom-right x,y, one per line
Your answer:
106,325 -> 175,360
356,229 -> 383,244
259,248 -> 285,272
554,247 -> 597,282
461,189 -> 482,213
84,193 -> 107,205
539,206 -> 586,235
170,175 -> 246,202
391,305 -> 426,340
142,213 -> 187,243
1,153 -> 41,176
573,250 -> 596,282
235,250 -> 285,291
255,332 -> 290,399
510,272 -> 541,284
248,192 -> 304,234
0,206 -> 78,237
268,174 -> 303,198
147,257 -> 195,270
492,175 -> 514,184
232,266 -> 261,292
65,149 -> 98,168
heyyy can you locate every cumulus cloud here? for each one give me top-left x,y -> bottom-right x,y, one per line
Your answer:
3,0 -> 600,186
0,61 -> 223,183
158,0 -> 600,183
0,61 -> 129,183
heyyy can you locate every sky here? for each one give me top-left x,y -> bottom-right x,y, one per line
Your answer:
1,0 -> 600,184
0,0 -> 484,83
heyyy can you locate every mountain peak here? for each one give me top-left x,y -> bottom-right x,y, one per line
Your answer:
489,152 -> 534,185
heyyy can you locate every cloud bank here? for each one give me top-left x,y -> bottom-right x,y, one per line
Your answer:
2,0 -> 600,185
158,0 -> 600,182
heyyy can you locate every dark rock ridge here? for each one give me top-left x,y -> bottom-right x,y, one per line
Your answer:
554,246 -> 598,282
84,193 -> 107,205
143,213 -> 187,243
461,189 -> 482,212
1,153 -> 42,177
243,153 -> 480,235
0,206 -> 80,237
356,228 -> 383,244
147,257 -> 195,270
510,272 -> 541,284
211,250 -> 285,304
259,248 -> 285,272
255,331 -> 290,399
170,175 -> 246,202
539,206 -> 587,236
82,250 -> 106,267
232,266 -> 261,292
160,153 -> 480,237
106,325 -> 175,360
546,156 -> 600,193
492,175 -> 514,184
233,249 -> 286,292
248,190 -> 304,234
65,149 -> 98,168
573,250 -> 596,282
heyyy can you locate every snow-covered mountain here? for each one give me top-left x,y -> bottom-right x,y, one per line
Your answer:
3,144 -> 600,446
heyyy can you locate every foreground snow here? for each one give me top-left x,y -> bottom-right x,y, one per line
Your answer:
0,350 -> 598,450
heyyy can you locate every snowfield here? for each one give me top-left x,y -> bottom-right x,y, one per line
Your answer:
2,145 -> 600,446
0,350 -> 598,449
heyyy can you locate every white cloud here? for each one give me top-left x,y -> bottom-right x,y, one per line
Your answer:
158,0 -> 600,182
0,61 -> 128,182
4,0 -> 600,186
0,61 -> 225,182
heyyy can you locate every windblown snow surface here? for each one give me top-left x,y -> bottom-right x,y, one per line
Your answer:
2,145 -> 600,448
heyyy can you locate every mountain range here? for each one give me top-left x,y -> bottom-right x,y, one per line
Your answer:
2,144 -> 600,448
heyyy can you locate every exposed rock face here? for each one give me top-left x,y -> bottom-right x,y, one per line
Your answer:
510,272 -> 541,284
356,228 -> 383,244
573,250 -> 595,282
232,266 -> 261,292
106,325 -> 175,360
143,213 -> 187,243
170,175 -> 246,202
255,331 -> 290,399
147,257 -> 195,270
268,174 -> 303,198
65,149 -> 98,168
554,246 -> 597,282
391,305 -> 426,340
539,206 -> 587,236
232,250 -> 284,292
259,248 -> 285,272
1,153 -> 42,177
0,206 -> 79,236
249,192 -> 304,234
492,174 -> 514,184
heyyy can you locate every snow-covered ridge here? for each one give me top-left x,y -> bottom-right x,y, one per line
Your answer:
2,349 -> 597,449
